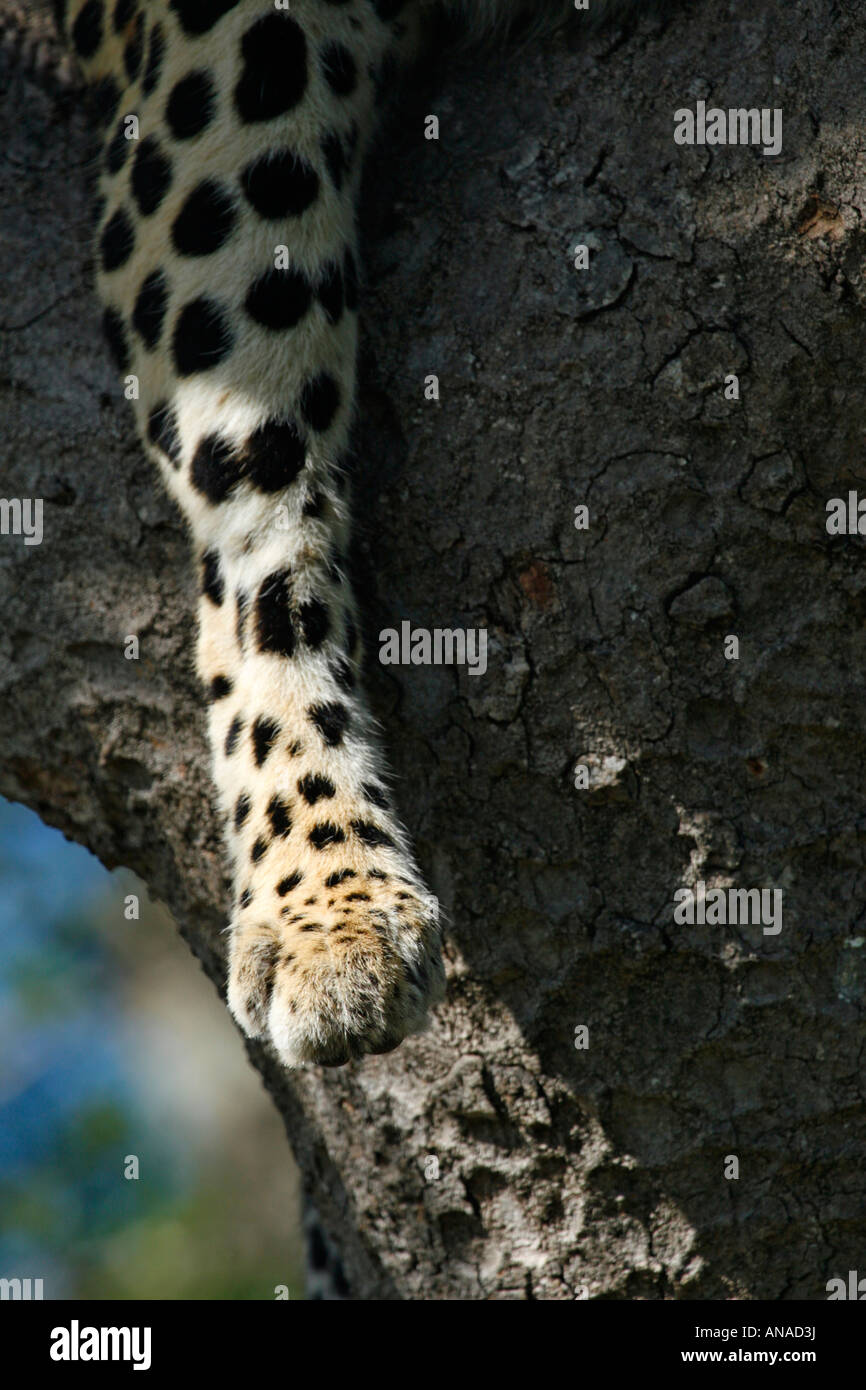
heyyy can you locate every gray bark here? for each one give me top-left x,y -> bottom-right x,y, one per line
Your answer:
2,0 -> 865,1299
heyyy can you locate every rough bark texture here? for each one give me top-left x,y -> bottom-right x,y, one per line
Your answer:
2,0 -> 866,1300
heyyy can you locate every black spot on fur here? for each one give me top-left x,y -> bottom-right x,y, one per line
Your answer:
132,269 -> 168,349
245,268 -> 313,331
352,820 -> 395,849
131,136 -> 172,215
147,401 -> 181,464
234,793 -> 251,829
169,0 -> 239,34
299,598 -> 329,649
209,675 -> 232,701
191,433 -> 241,502
166,70 -> 216,139
100,207 -> 135,272
102,307 -> 129,372
298,773 -> 335,806
225,714 -> 243,756
173,180 -> 237,256
106,118 -> 131,174
72,0 -> 103,57
267,795 -> 292,838
240,150 -> 319,219
113,0 -> 135,31
331,657 -> 355,692
276,871 -> 302,896
239,886 -> 252,909
235,589 -> 248,648
345,892 -> 370,902
309,701 -> 349,747
142,23 -> 165,94
244,419 -> 306,492
251,837 -> 268,863
302,490 -> 326,519
320,42 -> 357,97
235,14 -> 307,123
123,12 -> 144,79
201,549 -> 224,605
300,372 -> 340,432
90,76 -> 121,127
173,298 -> 233,375
256,570 -> 296,658
309,822 -> 346,850
252,716 -> 280,766
325,869 -> 355,887
363,782 -> 389,810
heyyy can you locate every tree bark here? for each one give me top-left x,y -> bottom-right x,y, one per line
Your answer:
3,0 -> 866,1299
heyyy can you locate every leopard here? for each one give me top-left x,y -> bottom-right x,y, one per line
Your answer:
52,0 -> 628,1069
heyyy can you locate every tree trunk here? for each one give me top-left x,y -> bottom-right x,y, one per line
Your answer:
2,0 -> 865,1300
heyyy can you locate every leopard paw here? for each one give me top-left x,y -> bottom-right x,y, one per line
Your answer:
227,876 -> 444,1067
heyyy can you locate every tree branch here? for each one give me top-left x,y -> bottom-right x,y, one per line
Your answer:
2,0 -> 866,1298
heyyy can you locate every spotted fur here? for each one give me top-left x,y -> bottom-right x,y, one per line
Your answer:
55,0 -> 621,1067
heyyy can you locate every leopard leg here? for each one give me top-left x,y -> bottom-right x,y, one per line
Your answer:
59,0 -> 444,1066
